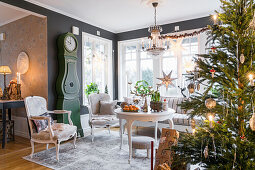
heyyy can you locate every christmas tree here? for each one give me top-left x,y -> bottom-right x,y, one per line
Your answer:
173,0 -> 255,169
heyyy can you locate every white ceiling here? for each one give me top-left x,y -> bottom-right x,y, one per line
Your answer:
25,0 -> 221,33
0,3 -> 31,26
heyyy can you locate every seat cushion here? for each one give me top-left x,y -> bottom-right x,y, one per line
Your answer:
91,115 -> 118,126
31,123 -> 77,141
132,136 -> 153,149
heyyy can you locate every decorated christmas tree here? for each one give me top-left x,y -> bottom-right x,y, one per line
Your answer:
173,0 -> 255,169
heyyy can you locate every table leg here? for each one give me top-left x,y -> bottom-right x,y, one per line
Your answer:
8,109 -> 11,120
155,121 -> 158,145
126,120 -> 134,164
2,108 -> 6,149
168,118 -> 174,129
119,118 -> 123,149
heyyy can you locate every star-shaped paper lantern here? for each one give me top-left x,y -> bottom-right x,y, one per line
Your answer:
169,38 -> 185,55
157,71 -> 177,89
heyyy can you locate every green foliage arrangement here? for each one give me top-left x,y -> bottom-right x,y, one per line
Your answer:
135,80 -> 150,95
85,83 -> 99,97
151,91 -> 161,102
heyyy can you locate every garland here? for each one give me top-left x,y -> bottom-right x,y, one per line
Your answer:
150,27 -> 209,39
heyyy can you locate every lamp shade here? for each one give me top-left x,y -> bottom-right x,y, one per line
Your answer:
0,66 -> 12,74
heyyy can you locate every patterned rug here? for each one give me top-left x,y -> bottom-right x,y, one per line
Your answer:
23,130 -> 151,170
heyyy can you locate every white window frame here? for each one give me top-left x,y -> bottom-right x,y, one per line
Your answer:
82,32 -> 113,106
118,29 -> 207,100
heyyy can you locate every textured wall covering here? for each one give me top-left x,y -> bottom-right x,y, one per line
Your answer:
0,15 -> 47,116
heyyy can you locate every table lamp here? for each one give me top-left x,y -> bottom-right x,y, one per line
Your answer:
0,66 -> 12,100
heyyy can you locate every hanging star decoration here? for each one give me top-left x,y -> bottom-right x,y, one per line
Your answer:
157,71 -> 177,89
169,38 -> 185,55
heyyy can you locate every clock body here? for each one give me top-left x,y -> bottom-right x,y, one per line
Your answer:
56,32 -> 84,137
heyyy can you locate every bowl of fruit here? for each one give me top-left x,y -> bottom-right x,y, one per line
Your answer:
122,105 -> 139,112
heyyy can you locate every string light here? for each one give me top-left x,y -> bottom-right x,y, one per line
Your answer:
212,14 -> 218,25
248,73 -> 254,86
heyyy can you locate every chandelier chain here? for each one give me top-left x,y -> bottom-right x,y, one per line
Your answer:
154,5 -> 157,26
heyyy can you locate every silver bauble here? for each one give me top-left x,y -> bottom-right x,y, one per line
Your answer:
250,113 -> 255,131
205,98 -> 216,109
240,54 -> 245,64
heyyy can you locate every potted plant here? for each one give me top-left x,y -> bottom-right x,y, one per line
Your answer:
150,91 -> 162,112
85,83 -> 99,97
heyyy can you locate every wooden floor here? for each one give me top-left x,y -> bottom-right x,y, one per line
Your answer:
0,136 -> 53,170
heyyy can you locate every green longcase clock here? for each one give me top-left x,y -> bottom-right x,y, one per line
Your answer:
56,32 -> 84,137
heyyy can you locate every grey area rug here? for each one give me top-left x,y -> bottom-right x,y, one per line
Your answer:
23,130 -> 151,170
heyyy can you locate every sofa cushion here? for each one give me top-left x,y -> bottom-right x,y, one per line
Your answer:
99,100 -> 117,115
32,112 -> 54,133
88,93 -> 111,115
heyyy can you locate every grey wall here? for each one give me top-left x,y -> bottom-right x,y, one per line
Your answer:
0,0 -> 117,112
1,0 -> 212,113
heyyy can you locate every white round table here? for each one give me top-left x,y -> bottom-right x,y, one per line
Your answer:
115,108 -> 175,163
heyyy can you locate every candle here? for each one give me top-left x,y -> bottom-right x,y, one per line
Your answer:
213,14 -> 218,25
208,114 -> 214,128
249,73 -> 254,86
17,72 -> 21,84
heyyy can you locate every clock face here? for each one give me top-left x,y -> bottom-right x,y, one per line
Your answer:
65,36 -> 76,52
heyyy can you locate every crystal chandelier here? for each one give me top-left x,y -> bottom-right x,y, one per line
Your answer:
142,2 -> 165,56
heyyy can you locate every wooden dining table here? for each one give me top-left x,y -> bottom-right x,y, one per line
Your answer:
0,100 -> 25,148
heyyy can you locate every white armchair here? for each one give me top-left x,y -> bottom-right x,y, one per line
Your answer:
88,93 -> 119,142
24,96 -> 77,161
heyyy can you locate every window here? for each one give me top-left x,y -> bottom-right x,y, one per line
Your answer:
118,30 -> 204,100
82,32 -> 113,105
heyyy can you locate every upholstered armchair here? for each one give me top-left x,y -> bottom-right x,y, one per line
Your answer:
88,93 -> 119,142
24,96 -> 77,161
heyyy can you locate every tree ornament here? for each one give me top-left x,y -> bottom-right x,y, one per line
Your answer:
204,145 -> 209,159
187,83 -> 195,94
240,53 -> 245,64
249,113 -> 255,131
211,46 -> 216,53
210,68 -> 216,78
196,83 -> 200,91
157,71 -> 177,89
205,98 -> 216,109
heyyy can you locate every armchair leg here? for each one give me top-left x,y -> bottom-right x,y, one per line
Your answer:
73,132 -> 77,149
91,125 -> 94,142
55,141 -> 60,162
46,144 -> 49,150
30,140 -> 34,158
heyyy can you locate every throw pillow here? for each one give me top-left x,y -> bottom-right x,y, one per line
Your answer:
99,100 -> 117,115
32,112 -> 54,133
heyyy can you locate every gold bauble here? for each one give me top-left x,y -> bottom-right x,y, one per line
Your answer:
205,98 -> 216,109
250,113 -> 255,131
187,83 -> 195,94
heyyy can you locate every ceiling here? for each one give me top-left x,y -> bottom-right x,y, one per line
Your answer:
25,0 -> 221,33
0,3 -> 30,26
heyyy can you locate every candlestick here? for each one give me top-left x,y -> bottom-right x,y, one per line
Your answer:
17,72 -> 21,84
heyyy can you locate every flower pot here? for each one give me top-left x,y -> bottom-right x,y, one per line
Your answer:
150,101 -> 163,112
